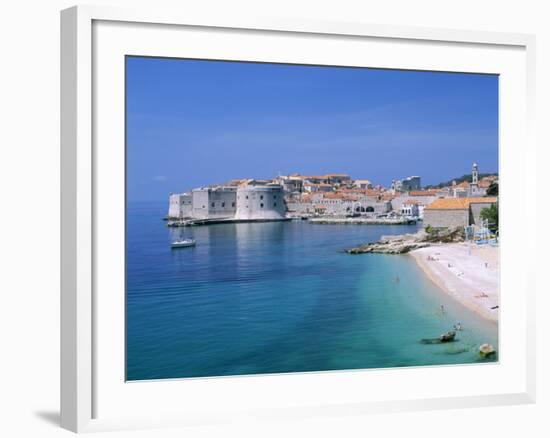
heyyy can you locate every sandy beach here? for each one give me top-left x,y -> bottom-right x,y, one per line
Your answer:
410,243 -> 499,323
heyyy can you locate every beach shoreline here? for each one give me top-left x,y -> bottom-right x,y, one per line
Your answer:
409,243 -> 499,323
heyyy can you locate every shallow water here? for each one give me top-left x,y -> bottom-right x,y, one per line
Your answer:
126,201 -> 498,380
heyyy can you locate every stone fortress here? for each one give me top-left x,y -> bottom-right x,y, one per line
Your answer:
168,181 -> 287,223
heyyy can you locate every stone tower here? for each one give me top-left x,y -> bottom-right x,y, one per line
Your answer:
472,162 -> 479,185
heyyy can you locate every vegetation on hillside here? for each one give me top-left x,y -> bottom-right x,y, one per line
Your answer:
424,173 -> 498,189
486,182 -> 498,196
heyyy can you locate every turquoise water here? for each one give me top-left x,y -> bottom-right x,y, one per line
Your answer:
126,201 -> 498,381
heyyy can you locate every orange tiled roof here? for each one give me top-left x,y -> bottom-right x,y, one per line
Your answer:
339,188 -> 379,196
340,188 -> 363,193
343,195 -> 359,201
425,197 -> 497,210
323,193 -> 345,199
478,180 -> 493,188
409,190 -> 438,196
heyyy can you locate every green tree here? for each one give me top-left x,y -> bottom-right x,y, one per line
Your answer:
480,203 -> 498,232
486,182 -> 498,196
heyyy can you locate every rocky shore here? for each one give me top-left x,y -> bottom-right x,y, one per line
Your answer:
346,227 -> 464,254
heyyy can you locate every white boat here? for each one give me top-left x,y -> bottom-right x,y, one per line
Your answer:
171,238 -> 196,248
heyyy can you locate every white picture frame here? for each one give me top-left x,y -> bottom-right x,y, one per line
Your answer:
60,4 -> 537,433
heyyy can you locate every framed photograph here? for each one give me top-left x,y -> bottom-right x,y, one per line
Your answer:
61,5 -> 536,433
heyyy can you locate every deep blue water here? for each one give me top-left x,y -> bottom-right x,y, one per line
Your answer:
126,201 -> 497,381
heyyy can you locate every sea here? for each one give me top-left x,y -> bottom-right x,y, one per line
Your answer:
126,201 -> 498,381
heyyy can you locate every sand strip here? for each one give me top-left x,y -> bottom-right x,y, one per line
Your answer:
409,243 -> 499,323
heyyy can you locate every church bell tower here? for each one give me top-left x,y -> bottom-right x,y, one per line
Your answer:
472,162 -> 479,185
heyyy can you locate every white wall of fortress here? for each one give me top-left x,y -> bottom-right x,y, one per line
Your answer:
168,193 -> 192,218
192,187 -> 237,219
235,185 -> 286,220
169,185 -> 286,221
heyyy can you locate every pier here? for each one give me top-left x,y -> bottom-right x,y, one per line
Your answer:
308,217 -> 417,225
167,217 -> 292,227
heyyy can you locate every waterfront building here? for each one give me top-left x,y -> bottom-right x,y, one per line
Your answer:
314,204 -> 328,214
400,201 -> 420,218
167,192 -> 192,219
423,197 -> 497,229
235,184 -> 286,220
391,191 -> 440,219
191,186 -> 237,219
418,205 -> 426,220
286,191 -> 391,216
169,184 -> 287,222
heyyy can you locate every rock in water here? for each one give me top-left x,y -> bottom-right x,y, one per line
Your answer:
345,227 -> 464,254
479,343 -> 496,357
439,331 -> 456,342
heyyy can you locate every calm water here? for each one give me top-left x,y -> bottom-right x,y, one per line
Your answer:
126,201 -> 498,380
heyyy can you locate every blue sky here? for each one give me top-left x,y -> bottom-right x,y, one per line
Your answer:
126,57 -> 498,201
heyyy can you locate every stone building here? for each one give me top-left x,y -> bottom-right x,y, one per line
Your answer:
169,184 -> 287,222
167,192 -> 192,219
353,179 -> 372,189
273,175 -> 303,194
235,185 -> 286,220
400,201 -> 420,217
391,190 -> 439,213
286,194 -> 391,216
191,187 -> 237,219
423,197 -> 497,229
451,163 -> 491,198
303,182 -> 334,193
325,173 -> 351,185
